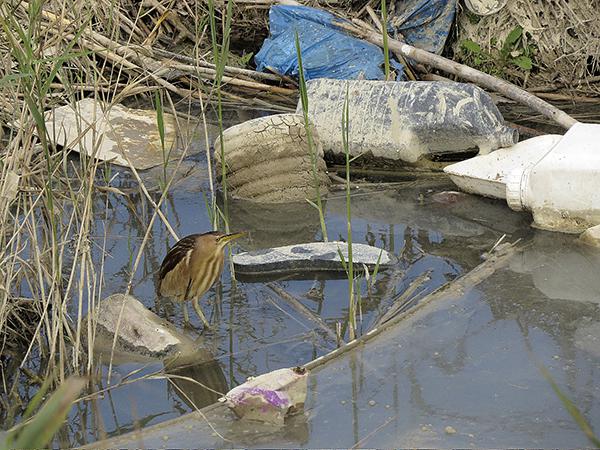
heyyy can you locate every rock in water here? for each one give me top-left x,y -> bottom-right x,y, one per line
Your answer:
91,293 -> 195,360
233,241 -> 397,277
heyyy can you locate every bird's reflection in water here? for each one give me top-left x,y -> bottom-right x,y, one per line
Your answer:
164,353 -> 229,410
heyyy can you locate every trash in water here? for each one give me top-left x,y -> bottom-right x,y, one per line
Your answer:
444,134 -> 562,199
431,190 -> 469,204
220,366 -> 308,425
214,113 -> 330,203
232,241 -> 396,277
504,123 -> 600,232
255,5 -> 397,80
579,225 -> 600,248
300,79 -> 517,164
43,99 -> 178,170
447,123 -> 600,233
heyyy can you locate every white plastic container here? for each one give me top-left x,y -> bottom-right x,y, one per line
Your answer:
505,123 -> 600,233
444,134 -> 562,199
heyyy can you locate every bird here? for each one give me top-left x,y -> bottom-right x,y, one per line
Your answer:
157,231 -> 245,327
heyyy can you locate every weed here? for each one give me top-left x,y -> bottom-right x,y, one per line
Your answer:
459,26 -> 536,82
295,31 -> 328,242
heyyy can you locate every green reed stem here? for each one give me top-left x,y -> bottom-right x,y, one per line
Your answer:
295,31 -> 328,241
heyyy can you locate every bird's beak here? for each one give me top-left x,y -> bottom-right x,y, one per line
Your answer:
218,231 -> 246,244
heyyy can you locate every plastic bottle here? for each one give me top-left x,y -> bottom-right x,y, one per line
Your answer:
299,79 -> 518,164
506,122 -> 600,233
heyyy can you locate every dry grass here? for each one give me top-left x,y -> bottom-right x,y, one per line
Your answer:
454,0 -> 600,94
0,0 -> 275,419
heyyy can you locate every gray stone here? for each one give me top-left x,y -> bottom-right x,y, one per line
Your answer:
91,293 -> 195,360
233,241 -> 396,276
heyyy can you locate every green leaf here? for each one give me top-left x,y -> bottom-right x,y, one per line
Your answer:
538,365 -> 600,447
505,25 -> 523,47
502,25 -> 523,57
4,377 -> 86,450
461,39 -> 481,54
239,52 -> 254,67
513,55 -> 533,70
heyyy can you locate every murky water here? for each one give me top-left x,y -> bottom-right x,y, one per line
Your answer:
6,110 -> 600,447
61,123 -> 518,446
85,232 -> 600,449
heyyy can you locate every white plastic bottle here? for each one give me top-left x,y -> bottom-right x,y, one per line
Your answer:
505,123 -> 600,233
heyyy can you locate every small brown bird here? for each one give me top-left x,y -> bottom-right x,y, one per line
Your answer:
157,231 -> 245,327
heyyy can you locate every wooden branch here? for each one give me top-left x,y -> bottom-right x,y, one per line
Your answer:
335,20 -> 579,130
266,282 -> 341,344
151,48 -> 284,83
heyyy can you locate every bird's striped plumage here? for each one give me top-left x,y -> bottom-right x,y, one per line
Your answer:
158,232 -> 226,301
157,230 -> 245,327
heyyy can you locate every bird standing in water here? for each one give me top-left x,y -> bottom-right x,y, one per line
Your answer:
157,231 -> 245,327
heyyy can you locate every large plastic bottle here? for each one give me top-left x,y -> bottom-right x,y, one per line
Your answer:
299,79 -> 518,164
506,123 -> 600,233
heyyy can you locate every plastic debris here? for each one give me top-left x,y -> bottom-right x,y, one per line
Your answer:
221,367 -> 308,425
232,241 -> 396,276
390,0 -> 457,54
444,134 -> 562,199
44,99 -> 178,170
255,5 -> 397,80
463,0 -> 506,16
300,79 -> 517,164
214,113 -> 330,203
505,123 -> 600,233
255,0 -> 457,80
447,123 -> 600,233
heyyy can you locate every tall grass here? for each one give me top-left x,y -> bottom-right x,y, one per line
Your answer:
340,84 -> 358,340
208,0 -> 234,233
294,31 -> 328,241
0,0 -> 105,381
0,0 -> 204,420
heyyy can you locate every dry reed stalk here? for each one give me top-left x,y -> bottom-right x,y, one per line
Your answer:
16,0 -> 295,109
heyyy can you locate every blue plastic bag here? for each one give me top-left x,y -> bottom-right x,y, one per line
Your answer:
255,2 -> 456,81
392,0 -> 456,55
255,5 -> 391,80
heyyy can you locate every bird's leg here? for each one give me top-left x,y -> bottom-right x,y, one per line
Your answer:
192,297 -> 211,328
182,301 -> 190,325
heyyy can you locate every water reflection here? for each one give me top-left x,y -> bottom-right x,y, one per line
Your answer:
294,235 -> 600,448
510,232 -> 600,303
164,353 -> 229,410
30,163 -> 525,446
227,198 -> 323,250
